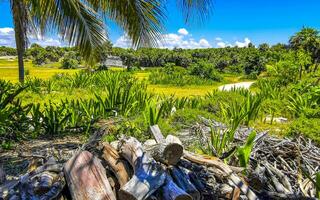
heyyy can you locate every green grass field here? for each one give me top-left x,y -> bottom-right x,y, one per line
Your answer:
0,59 -> 79,82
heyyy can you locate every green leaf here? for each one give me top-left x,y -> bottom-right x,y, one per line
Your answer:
237,131 -> 256,168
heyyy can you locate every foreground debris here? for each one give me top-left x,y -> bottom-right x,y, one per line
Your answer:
0,122 -> 319,200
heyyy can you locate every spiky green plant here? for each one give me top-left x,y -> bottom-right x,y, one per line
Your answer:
143,102 -> 164,126
41,102 -> 71,136
237,131 -> 256,169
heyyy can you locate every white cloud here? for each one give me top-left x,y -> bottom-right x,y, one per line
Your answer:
34,38 -> 62,46
0,27 -> 14,35
214,37 -> 251,48
199,39 -> 211,48
235,37 -> 251,47
114,35 -> 133,48
0,26 -> 66,47
114,29 -> 212,49
0,27 -> 15,47
178,28 -> 189,36
217,42 -> 227,48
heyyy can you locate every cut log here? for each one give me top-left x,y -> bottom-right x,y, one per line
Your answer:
102,143 -> 132,187
162,174 -> 192,200
118,137 -> 166,200
170,166 -> 200,200
64,150 -> 116,200
148,125 -> 184,165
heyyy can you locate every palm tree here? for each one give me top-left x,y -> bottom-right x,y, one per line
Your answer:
10,0 -> 213,82
289,27 -> 320,72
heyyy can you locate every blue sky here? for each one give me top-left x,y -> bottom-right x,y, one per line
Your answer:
1,0 -> 320,48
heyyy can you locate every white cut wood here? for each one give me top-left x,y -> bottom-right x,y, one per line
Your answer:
118,137 -> 166,200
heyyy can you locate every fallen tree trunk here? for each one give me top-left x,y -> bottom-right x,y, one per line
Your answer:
102,143 -> 132,187
64,150 -> 116,200
118,137 -> 166,200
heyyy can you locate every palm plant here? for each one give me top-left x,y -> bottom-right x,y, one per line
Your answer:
10,0 -> 213,82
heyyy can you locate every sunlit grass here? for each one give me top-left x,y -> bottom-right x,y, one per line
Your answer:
147,84 -> 218,97
0,59 -> 79,82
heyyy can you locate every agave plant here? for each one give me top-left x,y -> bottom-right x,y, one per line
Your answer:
41,102 -> 71,136
287,92 -> 317,117
0,80 -> 31,147
143,101 -> 164,126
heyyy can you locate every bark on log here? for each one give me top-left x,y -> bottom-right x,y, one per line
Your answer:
118,137 -> 166,200
148,125 -> 184,165
64,150 -> 116,200
170,166 -> 200,200
102,143 -> 132,187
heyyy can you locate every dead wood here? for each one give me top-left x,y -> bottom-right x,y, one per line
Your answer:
148,125 -> 184,165
64,150 -> 116,200
102,143 -> 132,187
118,137 -> 166,200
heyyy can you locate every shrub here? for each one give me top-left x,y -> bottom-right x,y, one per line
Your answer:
61,52 -> 80,69
189,61 -> 223,82
287,117 -> 320,144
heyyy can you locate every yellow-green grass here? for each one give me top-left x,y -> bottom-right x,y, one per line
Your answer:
20,89 -> 108,105
134,72 -> 150,80
147,84 -> 218,97
0,59 -> 79,82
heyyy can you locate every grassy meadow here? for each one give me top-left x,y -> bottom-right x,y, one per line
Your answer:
0,59 -> 79,82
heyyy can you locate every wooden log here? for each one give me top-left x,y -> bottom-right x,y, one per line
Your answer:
162,175 -> 192,200
148,125 -> 184,165
0,164 -> 5,185
64,150 -> 116,200
170,166 -> 200,200
150,125 -> 166,143
183,151 -> 259,200
102,143 -> 132,187
118,137 -> 166,200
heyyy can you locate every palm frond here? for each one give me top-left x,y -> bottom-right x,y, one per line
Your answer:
89,0 -> 166,48
176,0 -> 214,23
28,0 -> 107,61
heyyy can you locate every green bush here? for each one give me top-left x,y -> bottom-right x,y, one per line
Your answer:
61,52 -> 80,69
287,117 -> 320,144
149,66 -> 215,86
189,61 -> 223,82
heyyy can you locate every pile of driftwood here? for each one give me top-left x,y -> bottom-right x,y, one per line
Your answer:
0,123 -> 319,200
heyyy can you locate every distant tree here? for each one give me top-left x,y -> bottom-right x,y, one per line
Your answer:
289,27 -> 320,71
27,43 -> 44,58
61,52 -> 79,69
248,43 -> 255,48
258,43 -> 269,52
